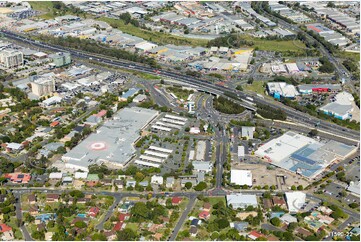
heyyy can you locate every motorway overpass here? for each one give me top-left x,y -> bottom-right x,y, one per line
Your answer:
1,30 -> 359,141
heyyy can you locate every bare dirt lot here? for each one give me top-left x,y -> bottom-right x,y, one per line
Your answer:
231,162 -> 309,189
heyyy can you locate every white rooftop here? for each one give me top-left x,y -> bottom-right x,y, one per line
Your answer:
231,169 -> 252,186
255,131 -> 315,163
285,192 -> 306,213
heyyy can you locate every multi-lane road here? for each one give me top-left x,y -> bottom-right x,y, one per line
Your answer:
1,30 -> 359,142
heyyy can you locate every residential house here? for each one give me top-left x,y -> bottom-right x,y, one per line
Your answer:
171,197 -> 182,205
126,180 -> 136,188
29,205 -> 39,216
88,207 -> 100,218
151,175 -> 164,185
113,221 -> 125,231
104,231 -> 117,241
231,222 -> 249,232
166,176 -> 175,188
280,213 -> 297,225
48,172 -> 63,180
203,202 -> 211,212
4,173 -> 31,183
119,201 -> 134,213
0,224 -> 14,241
317,214 -> 334,225
248,231 -> 265,240
101,178 -> 113,186
198,210 -> 210,220
119,213 -> 131,222
62,176 -> 73,185
189,226 -> 198,237
46,194 -> 60,203
263,198 -> 272,211
114,179 -> 124,189
295,227 -> 313,238
272,196 -> 287,209
28,194 -> 37,204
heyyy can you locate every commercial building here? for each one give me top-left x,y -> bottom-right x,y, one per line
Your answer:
49,52 -> 71,67
119,88 -> 140,101
241,126 -> 255,139
255,131 -> 357,178
0,49 -> 23,68
238,146 -> 245,159
192,161 -> 212,173
306,23 -> 348,47
297,84 -> 342,95
62,107 -> 159,171
285,192 -> 306,213
267,82 -> 299,99
347,181 -> 360,196
226,193 -> 258,209
230,169 -> 252,186
319,91 -> 355,120
31,76 -> 55,97
41,96 -> 62,107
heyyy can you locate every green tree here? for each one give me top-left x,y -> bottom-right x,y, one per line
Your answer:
185,182 -> 193,189
116,228 -> 138,241
270,217 -> 281,227
194,182 -> 207,191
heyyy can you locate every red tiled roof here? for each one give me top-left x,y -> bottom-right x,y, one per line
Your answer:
0,224 -> 12,232
95,110 -> 107,117
198,211 -> 210,219
50,121 -> 60,127
249,231 -> 264,238
118,213 -> 130,221
172,197 -> 182,204
88,207 -> 100,217
113,221 -> 124,231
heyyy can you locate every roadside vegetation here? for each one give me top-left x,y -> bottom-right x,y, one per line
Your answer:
207,34 -> 308,56
36,35 -> 159,68
213,96 -> 246,114
98,17 -> 208,47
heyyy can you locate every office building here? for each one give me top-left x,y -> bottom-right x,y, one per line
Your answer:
31,76 -> 55,97
0,49 -> 23,68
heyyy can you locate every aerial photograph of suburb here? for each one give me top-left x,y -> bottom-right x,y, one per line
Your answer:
0,0 -> 359,241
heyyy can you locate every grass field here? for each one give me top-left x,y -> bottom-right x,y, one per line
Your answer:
337,51 -> 360,62
137,72 -> 161,80
29,1 -> 56,19
98,17 -> 208,47
208,197 -> 226,206
243,81 -> 266,95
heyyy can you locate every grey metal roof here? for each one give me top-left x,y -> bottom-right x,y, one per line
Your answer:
62,107 -> 159,169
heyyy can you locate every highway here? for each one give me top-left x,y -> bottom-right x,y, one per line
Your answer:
1,30 -> 359,142
257,3 -> 357,95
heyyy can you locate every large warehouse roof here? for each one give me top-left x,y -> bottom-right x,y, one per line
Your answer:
62,107 -> 159,171
255,131 -> 315,163
256,132 -> 357,178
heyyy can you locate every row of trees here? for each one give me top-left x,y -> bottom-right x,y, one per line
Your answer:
38,35 -> 159,68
